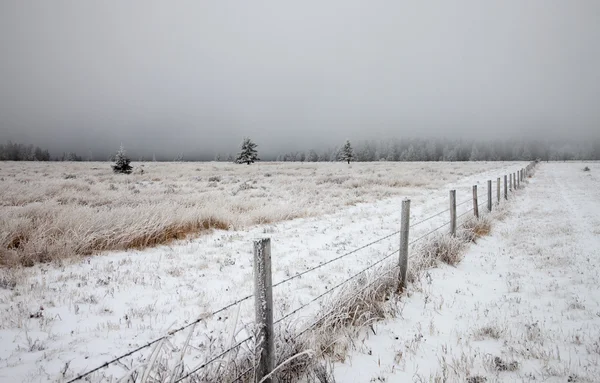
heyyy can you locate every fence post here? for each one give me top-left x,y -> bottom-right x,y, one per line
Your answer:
504,175 -> 508,200
450,190 -> 456,236
509,173 -> 512,191
473,185 -> 479,218
487,180 -> 492,212
520,170 -> 522,185
254,238 -> 274,383
496,177 -> 500,204
398,199 -> 410,292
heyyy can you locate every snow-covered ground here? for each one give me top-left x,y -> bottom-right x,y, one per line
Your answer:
0,162 -> 527,382
334,162 -> 600,382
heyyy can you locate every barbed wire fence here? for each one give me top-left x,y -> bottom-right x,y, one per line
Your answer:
65,162 -> 537,383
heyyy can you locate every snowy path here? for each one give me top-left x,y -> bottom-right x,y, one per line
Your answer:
334,162 -> 600,382
0,163 -> 525,382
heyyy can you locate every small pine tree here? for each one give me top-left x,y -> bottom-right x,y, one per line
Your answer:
235,137 -> 260,165
112,144 -> 133,174
340,140 -> 354,164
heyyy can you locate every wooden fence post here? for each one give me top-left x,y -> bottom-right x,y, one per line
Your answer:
398,199 -> 410,292
504,175 -> 508,200
509,173 -> 512,191
254,238 -> 274,383
496,177 -> 501,204
450,190 -> 456,236
473,185 -> 479,218
487,180 -> 492,212
520,170 -> 523,184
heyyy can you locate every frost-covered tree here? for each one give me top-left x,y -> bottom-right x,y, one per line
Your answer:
339,140 -> 354,164
469,145 -> 485,161
112,144 -> 133,174
307,149 -> 319,162
402,144 -> 418,161
235,137 -> 259,165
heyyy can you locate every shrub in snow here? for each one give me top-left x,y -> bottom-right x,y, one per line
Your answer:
112,144 -> 133,174
583,166 -> 590,172
235,137 -> 260,165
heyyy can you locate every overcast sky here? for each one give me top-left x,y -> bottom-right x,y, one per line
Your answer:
1,1 -> 599,158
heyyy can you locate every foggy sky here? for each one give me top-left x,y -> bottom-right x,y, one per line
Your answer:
1,1 -> 599,159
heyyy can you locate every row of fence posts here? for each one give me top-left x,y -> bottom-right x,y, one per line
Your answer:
249,162 -> 536,383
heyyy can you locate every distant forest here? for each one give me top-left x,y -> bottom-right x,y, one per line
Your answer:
2,138 -> 600,162
266,138 -> 600,162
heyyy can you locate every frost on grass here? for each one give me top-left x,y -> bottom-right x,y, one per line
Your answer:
0,161 -> 521,267
0,161 -> 532,382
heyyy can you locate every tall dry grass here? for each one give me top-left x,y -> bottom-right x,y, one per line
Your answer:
0,161 -> 515,267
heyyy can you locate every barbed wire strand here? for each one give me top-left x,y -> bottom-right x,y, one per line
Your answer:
272,231 -> 400,289
456,198 -> 471,207
273,247 -> 399,326
408,220 -> 451,245
174,336 -> 253,383
456,207 -> 474,221
67,293 -> 255,383
409,208 -> 449,228
291,266 -> 398,342
229,366 -> 254,383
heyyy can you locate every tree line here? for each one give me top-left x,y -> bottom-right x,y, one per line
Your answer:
0,141 -> 51,161
264,138 -> 600,163
3,137 -> 600,163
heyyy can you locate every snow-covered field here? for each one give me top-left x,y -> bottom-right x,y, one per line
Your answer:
0,161 -> 529,382
334,162 -> 600,382
0,161 -> 521,267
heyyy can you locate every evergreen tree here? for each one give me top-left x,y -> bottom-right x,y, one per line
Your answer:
112,144 -> 133,174
339,140 -> 354,164
235,137 -> 260,165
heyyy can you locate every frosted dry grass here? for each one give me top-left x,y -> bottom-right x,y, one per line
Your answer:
0,161 -> 515,266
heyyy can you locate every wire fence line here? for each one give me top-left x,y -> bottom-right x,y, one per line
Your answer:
291,265 -> 399,342
273,247 -> 400,326
271,230 -> 400,289
409,208 -> 449,228
65,291 -> 256,383
66,165 -> 533,382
